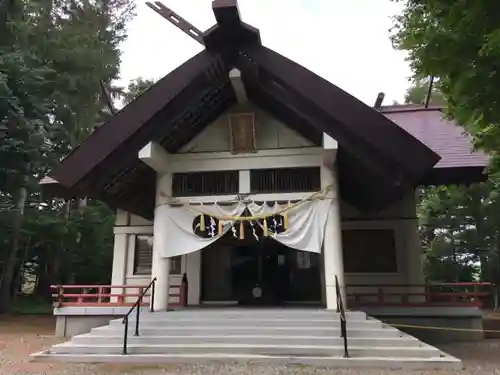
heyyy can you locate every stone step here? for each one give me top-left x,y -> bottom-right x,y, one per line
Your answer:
30,351 -> 463,370
49,342 -> 442,358
91,325 -> 403,338
117,314 -> 368,324
72,334 -> 421,347
108,318 -> 379,329
135,310 -> 367,320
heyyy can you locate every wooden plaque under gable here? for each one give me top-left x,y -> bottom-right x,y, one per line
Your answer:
228,112 -> 256,153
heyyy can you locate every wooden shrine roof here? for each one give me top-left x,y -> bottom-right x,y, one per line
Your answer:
46,0 -> 457,219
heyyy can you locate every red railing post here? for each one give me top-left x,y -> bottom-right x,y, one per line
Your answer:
53,285 -> 64,308
118,287 -> 125,305
77,288 -> 85,304
138,287 -> 144,305
97,287 -> 104,303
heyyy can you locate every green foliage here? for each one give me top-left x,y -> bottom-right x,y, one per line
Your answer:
20,201 -> 115,286
393,2 -> 500,283
418,183 -> 500,283
391,0 -> 500,154
121,77 -> 156,106
404,77 -> 445,105
0,0 -> 138,312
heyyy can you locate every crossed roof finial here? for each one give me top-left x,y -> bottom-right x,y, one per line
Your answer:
146,0 -> 260,51
145,1 -> 205,45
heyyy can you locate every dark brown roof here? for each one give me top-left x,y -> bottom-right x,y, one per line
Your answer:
47,0 -> 441,218
381,106 -> 487,185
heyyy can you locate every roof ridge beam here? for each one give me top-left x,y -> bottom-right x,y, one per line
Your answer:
230,68 -> 247,103
212,0 -> 242,28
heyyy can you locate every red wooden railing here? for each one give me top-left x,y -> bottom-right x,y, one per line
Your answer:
346,282 -> 494,307
51,280 -> 493,309
52,273 -> 189,309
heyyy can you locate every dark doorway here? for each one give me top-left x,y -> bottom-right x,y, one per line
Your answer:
201,232 -> 322,305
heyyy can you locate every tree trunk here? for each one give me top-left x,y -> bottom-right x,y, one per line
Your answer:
11,237 -> 31,300
470,190 -> 487,280
35,258 -> 52,301
45,200 -> 71,296
0,178 -> 27,313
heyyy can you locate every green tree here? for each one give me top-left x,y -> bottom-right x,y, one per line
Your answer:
391,0 -> 500,154
393,1 -> 500,291
0,0 -> 135,311
404,78 -> 445,105
417,183 -> 500,285
121,77 -> 156,105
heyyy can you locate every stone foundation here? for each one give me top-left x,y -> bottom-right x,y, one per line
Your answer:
53,306 -> 148,337
362,306 -> 483,344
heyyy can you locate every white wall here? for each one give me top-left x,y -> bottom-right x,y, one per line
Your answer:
111,210 -> 181,305
179,107 -> 314,154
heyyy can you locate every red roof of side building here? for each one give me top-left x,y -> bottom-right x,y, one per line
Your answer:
381,105 -> 487,185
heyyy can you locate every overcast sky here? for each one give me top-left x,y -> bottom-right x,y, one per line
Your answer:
118,0 -> 411,105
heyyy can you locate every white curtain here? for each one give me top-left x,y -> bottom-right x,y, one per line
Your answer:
247,199 -> 331,254
156,198 -> 332,258
157,202 -> 246,257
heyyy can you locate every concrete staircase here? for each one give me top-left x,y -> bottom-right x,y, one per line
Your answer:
32,308 -> 462,369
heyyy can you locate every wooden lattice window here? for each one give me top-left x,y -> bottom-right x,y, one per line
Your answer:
172,171 -> 239,196
250,167 -> 321,193
134,235 -> 182,275
228,112 -> 256,153
342,229 -> 397,273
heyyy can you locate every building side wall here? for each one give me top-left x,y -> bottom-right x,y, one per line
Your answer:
342,191 -> 424,303
111,210 -> 182,304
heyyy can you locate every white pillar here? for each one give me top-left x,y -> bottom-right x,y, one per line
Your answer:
110,233 -> 128,303
403,191 -> 425,302
321,164 -> 345,310
151,173 -> 172,311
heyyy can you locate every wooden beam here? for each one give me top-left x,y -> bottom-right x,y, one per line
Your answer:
146,1 -> 205,45
323,133 -> 338,151
139,142 -> 170,173
322,133 -> 337,168
212,0 -> 241,27
229,68 -> 247,103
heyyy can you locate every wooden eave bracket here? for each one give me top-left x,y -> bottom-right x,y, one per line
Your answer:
138,142 -> 170,173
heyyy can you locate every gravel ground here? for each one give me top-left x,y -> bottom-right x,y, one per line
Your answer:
1,315 -> 500,375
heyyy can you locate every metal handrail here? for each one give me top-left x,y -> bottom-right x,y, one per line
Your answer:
335,275 -> 349,358
122,277 -> 157,355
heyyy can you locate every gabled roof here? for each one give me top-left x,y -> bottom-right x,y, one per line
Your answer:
47,0 -> 440,218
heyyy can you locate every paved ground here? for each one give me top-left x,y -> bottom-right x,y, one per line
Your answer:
1,315 -> 500,375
